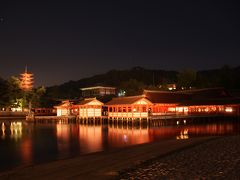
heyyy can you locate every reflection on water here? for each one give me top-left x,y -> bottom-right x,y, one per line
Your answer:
176,129 -> 189,140
108,125 -> 149,147
0,119 -> 240,171
20,138 -> 32,163
78,125 -> 103,153
56,123 -> 71,154
1,122 -> 6,139
10,122 -> 22,140
56,124 -> 104,154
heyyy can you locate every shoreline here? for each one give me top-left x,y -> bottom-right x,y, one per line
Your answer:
0,136 -> 217,180
119,135 -> 240,179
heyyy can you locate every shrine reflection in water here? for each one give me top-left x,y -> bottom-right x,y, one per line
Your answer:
0,119 -> 239,171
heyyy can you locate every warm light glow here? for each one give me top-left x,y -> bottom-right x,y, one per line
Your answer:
20,66 -> 34,91
11,107 -> 23,112
176,129 -> 189,140
176,107 -> 188,113
176,107 -> 182,112
87,100 -> 103,106
225,107 -> 233,113
79,108 -> 102,118
20,138 -> 33,163
108,125 -> 149,146
168,107 -> 176,112
79,125 -> 103,152
56,123 -> 79,153
1,123 -> 6,139
10,122 -> 22,140
135,99 -> 151,105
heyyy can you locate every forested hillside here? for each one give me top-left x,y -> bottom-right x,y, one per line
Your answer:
44,65 -> 240,99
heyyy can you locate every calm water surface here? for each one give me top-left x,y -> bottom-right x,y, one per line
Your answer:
0,119 -> 240,171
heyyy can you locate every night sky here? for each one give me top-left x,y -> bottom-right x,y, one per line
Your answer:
0,1 -> 240,87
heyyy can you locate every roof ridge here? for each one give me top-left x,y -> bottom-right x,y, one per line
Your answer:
80,86 -> 116,90
84,97 -> 96,100
177,87 -> 225,93
144,89 -> 176,93
112,95 -> 145,99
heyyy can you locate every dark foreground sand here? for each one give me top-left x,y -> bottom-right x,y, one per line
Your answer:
119,135 -> 240,179
0,136 -> 235,180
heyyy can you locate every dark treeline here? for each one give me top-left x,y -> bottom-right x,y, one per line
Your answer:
45,65 -> 240,99
46,66 -> 177,99
0,76 -> 45,109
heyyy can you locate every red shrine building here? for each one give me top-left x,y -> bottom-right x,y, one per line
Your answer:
77,98 -> 103,119
54,100 -> 74,116
55,98 -> 104,120
106,95 -> 153,121
177,88 -> 240,115
54,88 -> 240,120
143,90 -> 187,115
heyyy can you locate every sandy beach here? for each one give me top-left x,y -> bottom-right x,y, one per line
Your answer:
0,136 -> 216,180
119,135 -> 240,179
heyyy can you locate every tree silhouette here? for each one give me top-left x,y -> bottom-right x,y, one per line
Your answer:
177,69 -> 197,90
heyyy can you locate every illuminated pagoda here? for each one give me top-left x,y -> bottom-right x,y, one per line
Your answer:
20,66 -> 34,91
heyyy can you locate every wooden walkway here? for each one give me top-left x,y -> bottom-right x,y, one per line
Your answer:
22,113 -> 240,125
150,114 -> 223,120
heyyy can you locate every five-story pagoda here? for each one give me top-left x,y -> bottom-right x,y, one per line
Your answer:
20,66 -> 34,91
20,66 -> 34,118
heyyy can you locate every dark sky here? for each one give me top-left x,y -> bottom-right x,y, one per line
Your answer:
0,0 -> 240,87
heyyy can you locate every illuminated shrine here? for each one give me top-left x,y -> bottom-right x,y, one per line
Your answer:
77,98 -> 103,119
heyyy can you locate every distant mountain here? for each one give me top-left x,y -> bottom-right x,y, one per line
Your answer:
45,67 -> 178,99
45,66 -> 240,99
196,65 -> 240,89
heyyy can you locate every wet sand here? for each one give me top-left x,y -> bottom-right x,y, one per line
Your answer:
0,136 -> 215,180
119,135 -> 240,179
